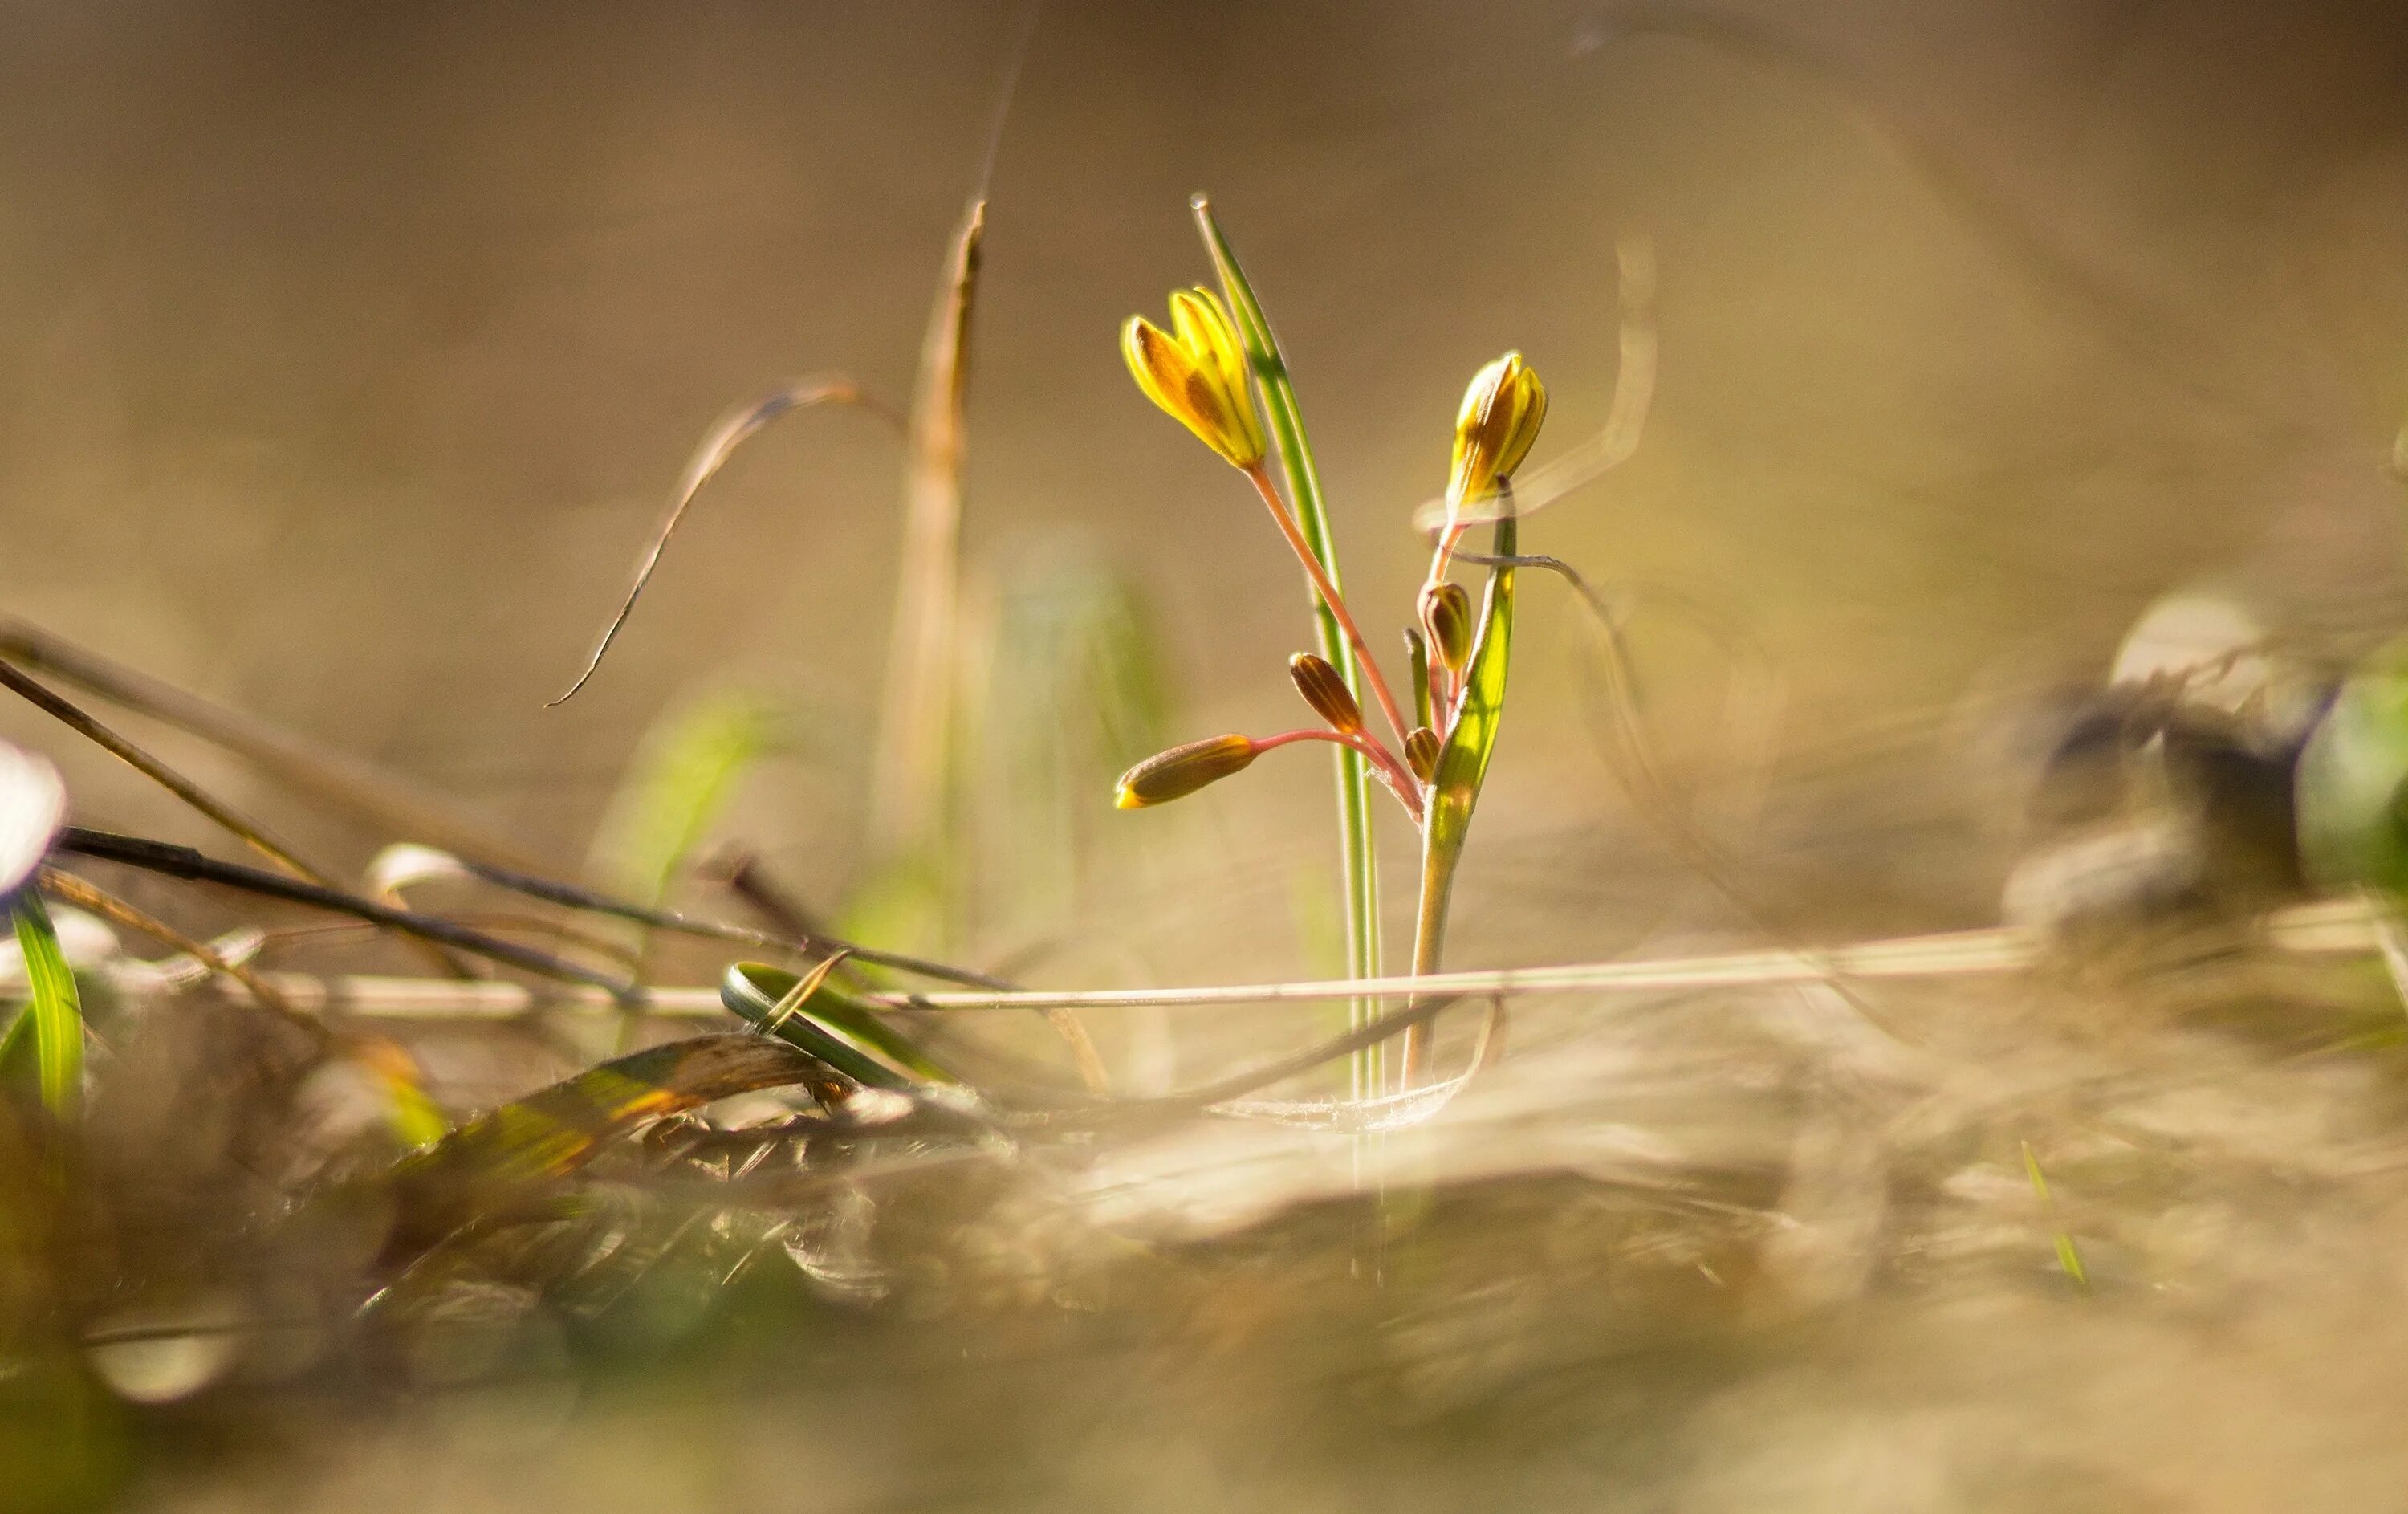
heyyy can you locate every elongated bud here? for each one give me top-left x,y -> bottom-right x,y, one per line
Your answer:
1420,582 -> 1472,674
1112,734 -> 1258,809
1121,287 -> 1267,470
1404,726 -> 1441,783
1287,653 -> 1363,736
1402,626 -> 1433,729
1446,350 -> 1548,507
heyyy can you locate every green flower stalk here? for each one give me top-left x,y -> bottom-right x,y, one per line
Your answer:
1112,210 -> 1548,1101
1121,288 -> 1413,753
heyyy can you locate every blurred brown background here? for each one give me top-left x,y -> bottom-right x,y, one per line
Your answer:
2,0 -> 2404,972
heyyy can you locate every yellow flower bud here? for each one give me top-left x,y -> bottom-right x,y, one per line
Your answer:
1404,726 -> 1441,783
1121,287 -> 1267,470
1446,350 -> 1547,506
1419,582 -> 1472,674
1112,734 -> 1259,809
1287,653 -> 1363,736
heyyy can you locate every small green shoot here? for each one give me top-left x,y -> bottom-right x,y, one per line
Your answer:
2021,1139 -> 2089,1292
6,893 -> 84,1125
588,689 -> 784,915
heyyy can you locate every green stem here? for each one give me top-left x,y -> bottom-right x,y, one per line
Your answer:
1194,196 -> 1383,1097
1402,506 -> 1516,1085
1401,823 -> 1460,1084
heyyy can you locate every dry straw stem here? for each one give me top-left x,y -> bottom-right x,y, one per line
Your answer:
0,617 -> 555,874
35,865 -> 305,1029
101,896 -> 2390,1021
869,197 -> 986,858
0,658 -> 332,886
53,828 -> 638,997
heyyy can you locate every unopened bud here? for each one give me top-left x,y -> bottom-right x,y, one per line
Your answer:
1113,734 -> 1258,809
1404,726 -> 1441,783
1420,582 -> 1472,674
1287,653 -> 1363,736
1448,350 -> 1548,507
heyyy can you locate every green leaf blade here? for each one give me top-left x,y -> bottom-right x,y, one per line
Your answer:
720,961 -> 954,1091
1429,513 -> 1519,855
2297,635 -> 2408,894
1191,196 -> 1383,1091
10,894 -> 84,1123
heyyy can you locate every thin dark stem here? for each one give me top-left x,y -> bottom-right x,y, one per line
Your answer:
52,828 -> 638,1000
445,853 -> 1019,992
0,616 -> 557,874
0,659 -> 331,886
34,865 -> 315,1035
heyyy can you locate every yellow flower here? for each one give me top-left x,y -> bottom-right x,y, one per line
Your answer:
1121,288 -> 1267,470
1446,351 -> 1547,506
1112,734 -> 1259,808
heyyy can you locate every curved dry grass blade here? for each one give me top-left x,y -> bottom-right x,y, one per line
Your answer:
869,198 -> 985,856
6,893 -> 83,1123
380,1032 -> 828,1266
0,660 -> 332,885
1447,551 -> 1786,829
1413,237 -> 1657,532
1011,990 -> 1470,1129
550,377 -> 904,705
34,865 -> 307,1031
1214,993 -> 1508,1132
0,617 -> 555,873
364,845 -> 643,972
364,842 -> 475,902
53,828 -> 635,998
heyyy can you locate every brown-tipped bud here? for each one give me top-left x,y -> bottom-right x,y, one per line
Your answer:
1420,582 -> 1472,674
1404,726 -> 1441,783
1113,734 -> 1258,809
1287,653 -> 1363,736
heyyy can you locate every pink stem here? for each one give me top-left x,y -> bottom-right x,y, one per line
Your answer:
1243,467 -> 1413,752
1426,515 -> 1470,590
1255,727 -> 1424,822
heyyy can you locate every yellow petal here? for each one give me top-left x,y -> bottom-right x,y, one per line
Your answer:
1122,316 -> 1197,421
1446,350 -> 1544,504
1173,288 -> 1246,405
1494,363 -> 1547,479
1169,287 -> 1264,467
